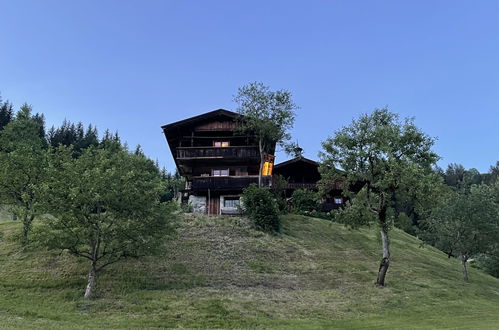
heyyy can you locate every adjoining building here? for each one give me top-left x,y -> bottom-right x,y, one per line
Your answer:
273,153 -> 345,211
162,109 -> 344,214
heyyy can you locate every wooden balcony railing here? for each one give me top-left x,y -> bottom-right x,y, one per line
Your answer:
191,175 -> 271,191
278,181 -> 342,190
284,182 -> 317,190
177,146 -> 260,159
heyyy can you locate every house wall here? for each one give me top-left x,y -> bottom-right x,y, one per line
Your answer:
273,161 -> 321,183
164,110 -> 276,215
188,195 -> 206,213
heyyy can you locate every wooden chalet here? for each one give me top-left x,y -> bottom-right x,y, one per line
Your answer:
162,109 -> 275,215
273,154 -> 345,211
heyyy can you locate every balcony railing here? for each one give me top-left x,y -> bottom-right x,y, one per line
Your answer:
277,181 -> 342,190
284,182 -> 317,190
177,146 -> 260,160
191,175 -> 271,191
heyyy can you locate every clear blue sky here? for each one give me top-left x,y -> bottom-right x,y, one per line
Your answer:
1,0 -> 498,173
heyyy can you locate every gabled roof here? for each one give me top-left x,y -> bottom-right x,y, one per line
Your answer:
274,156 -> 319,169
161,108 -> 243,177
161,109 -> 240,132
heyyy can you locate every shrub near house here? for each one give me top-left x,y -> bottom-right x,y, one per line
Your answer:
291,189 -> 319,213
241,184 -> 280,233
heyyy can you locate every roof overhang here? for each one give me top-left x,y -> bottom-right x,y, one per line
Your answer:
161,109 -> 240,132
161,109 -> 242,176
274,156 -> 319,169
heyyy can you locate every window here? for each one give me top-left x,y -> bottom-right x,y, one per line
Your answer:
213,169 -> 229,176
214,141 -> 229,147
224,197 -> 240,208
236,167 -> 248,176
334,197 -> 343,205
261,161 -> 274,176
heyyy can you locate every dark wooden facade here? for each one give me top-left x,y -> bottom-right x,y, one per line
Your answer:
273,156 -> 345,211
162,109 -> 275,215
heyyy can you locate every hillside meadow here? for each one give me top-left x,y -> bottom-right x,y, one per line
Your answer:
0,212 -> 498,329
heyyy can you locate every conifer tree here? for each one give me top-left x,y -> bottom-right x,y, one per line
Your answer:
0,96 -> 14,131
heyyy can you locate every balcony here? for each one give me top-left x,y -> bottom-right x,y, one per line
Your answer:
281,181 -> 342,190
284,182 -> 317,190
191,175 -> 271,191
177,146 -> 260,160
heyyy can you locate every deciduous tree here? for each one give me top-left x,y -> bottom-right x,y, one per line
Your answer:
234,82 -> 298,186
320,108 -> 439,286
424,185 -> 499,280
40,145 -> 176,299
0,104 -> 48,245
0,147 -> 47,245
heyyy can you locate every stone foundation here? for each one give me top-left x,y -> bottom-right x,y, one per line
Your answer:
188,195 -> 206,214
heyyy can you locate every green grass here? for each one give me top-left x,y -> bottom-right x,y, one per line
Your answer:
0,213 -> 498,329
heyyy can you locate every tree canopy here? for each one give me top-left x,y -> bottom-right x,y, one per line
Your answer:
320,108 -> 439,286
0,104 -> 46,152
47,119 -> 99,156
39,145 -> 176,299
234,82 -> 298,186
0,104 -> 48,245
424,184 -> 499,280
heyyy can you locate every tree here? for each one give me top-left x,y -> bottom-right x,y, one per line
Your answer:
234,82 -> 298,186
0,96 -> 14,131
442,164 -> 483,191
0,103 -> 47,152
443,163 -> 466,188
485,161 -> 499,184
47,120 -> 99,156
160,168 -> 185,203
476,246 -> 499,278
0,104 -> 48,245
320,108 -> 439,286
270,174 -> 289,213
0,147 -> 47,245
424,185 -> 499,281
40,145 -> 176,299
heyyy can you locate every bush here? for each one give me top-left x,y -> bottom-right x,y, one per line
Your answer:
241,184 -> 280,233
291,189 -> 319,213
476,251 -> 499,278
271,174 -> 289,214
180,202 -> 193,213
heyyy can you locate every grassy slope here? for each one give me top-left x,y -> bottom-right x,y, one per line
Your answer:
0,213 -> 498,329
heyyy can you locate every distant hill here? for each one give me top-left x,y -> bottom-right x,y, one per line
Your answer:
0,213 -> 498,329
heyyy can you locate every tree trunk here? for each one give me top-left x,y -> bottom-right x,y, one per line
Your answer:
85,236 -> 100,299
376,226 -> 390,286
258,139 -> 264,187
21,214 -> 34,246
84,263 -> 97,299
461,255 -> 469,281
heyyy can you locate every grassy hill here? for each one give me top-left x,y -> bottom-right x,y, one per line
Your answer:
0,213 -> 498,329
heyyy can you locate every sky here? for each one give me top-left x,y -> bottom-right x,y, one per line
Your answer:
1,0 -> 498,173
